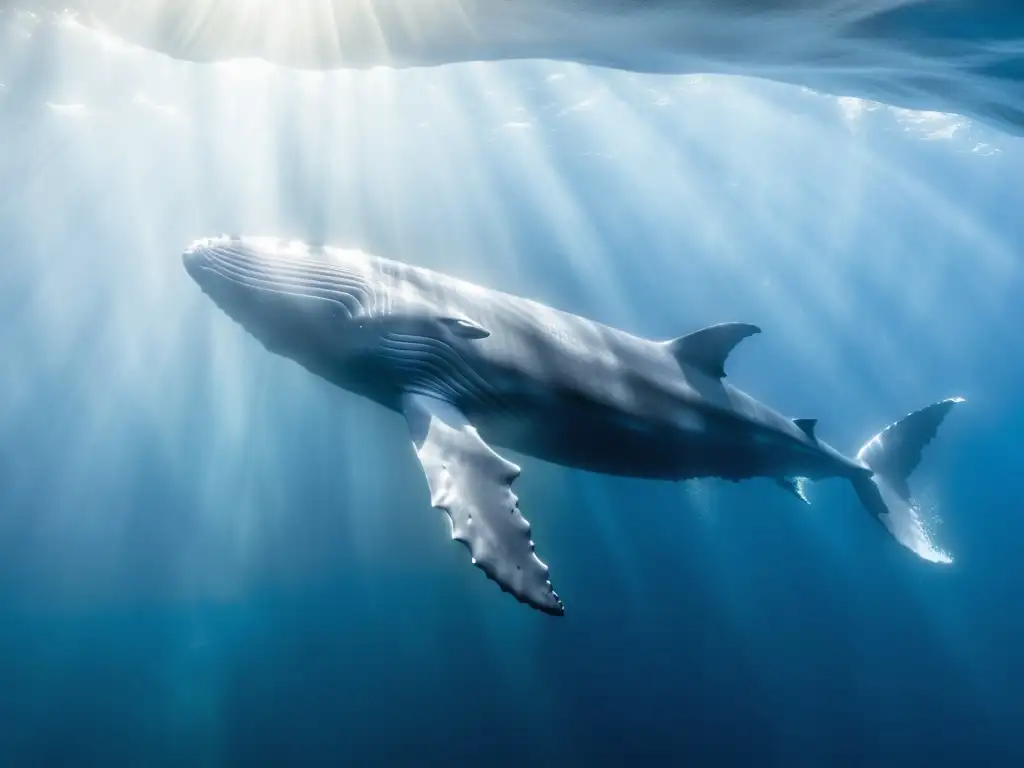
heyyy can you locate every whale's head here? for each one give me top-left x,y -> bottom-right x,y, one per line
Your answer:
182,236 -> 376,361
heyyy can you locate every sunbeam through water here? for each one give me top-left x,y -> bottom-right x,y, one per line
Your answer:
0,4 -> 1023,766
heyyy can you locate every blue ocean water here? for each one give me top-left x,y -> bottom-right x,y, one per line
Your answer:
1,7 -> 1023,767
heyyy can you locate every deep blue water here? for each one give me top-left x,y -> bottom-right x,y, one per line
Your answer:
1,8 -> 1023,767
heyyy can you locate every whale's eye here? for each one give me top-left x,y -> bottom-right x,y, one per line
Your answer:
440,316 -> 490,339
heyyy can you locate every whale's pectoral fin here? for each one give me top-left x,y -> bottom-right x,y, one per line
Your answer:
401,392 -> 564,617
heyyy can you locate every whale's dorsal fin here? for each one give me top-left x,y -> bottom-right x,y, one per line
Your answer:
794,418 -> 818,440
667,322 -> 761,378
401,392 -> 563,616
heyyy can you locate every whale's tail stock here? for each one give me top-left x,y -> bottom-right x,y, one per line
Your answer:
850,397 -> 965,564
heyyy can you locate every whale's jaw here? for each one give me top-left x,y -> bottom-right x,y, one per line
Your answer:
181,236 -> 379,362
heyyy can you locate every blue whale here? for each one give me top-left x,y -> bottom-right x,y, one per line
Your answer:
184,236 -> 963,615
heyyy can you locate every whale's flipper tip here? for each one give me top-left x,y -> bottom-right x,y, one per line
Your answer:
776,476 -> 811,504
402,392 -> 564,617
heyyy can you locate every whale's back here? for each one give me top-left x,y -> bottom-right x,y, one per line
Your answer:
372,253 -> 688,410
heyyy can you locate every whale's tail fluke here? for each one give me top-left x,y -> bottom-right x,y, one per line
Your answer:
851,397 -> 965,564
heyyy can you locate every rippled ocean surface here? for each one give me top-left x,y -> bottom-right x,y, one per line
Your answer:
1,4 -> 1023,766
